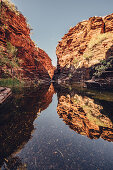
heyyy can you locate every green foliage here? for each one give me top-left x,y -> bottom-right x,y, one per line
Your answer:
0,42 -> 21,82
0,78 -> 24,87
0,42 -> 19,69
81,32 -> 112,65
68,73 -> 72,78
73,58 -> 79,68
2,24 -> 8,30
6,42 -> 17,56
0,2 -> 1,11
94,57 -> 113,77
87,112 -> 108,127
2,0 -> 20,15
83,51 -> 93,61
0,55 -> 11,66
88,33 -> 112,49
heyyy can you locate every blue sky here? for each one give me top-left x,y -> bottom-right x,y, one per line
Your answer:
11,0 -> 113,66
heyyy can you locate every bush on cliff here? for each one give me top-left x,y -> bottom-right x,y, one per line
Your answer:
0,42 -> 19,69
93,56 -> 113,77
82,32 -> 113,66
0,42 -> 22,82
1,0 -> 20,15
83,50 -> 93,62
88,33 -> 112,49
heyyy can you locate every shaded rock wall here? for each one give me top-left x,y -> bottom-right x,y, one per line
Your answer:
0,1 -> 54,83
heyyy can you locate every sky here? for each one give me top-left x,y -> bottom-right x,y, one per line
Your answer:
11,0 -> 113,66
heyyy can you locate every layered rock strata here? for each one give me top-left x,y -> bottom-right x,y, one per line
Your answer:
0,0 -> 54,84
57,92 -> 113,142
55,14 -> 113,89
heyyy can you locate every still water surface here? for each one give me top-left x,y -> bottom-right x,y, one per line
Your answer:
1,83 -> 113,170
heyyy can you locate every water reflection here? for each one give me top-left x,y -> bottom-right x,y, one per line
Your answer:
57,86 -> 113,142
0,83 -> 54,168
1,83 -> 113,169
2,156 -> 27,170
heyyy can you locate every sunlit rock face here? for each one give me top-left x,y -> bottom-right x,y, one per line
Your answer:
0,84 -> 54,167
0,0 -> 54,83
56,14 -> 113,69
57,92 -> 113,142
55,14 -> 113,88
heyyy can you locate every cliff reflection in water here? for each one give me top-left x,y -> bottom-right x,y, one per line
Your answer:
57,87 -> 113,142
0,83 -> 54,168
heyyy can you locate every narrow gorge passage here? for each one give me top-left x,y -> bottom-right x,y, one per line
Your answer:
1,0 -> 113,170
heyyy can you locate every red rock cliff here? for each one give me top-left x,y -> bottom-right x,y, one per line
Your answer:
55,14 -> 113,88
0,0 -> 54,83
56,14 -> 113,69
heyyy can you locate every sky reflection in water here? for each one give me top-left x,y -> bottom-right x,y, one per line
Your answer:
1,84 -> 113,170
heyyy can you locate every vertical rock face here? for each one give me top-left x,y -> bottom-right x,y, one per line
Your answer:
55,14 -> 113,88
0,0 -> 54,83
56,14 -> 113,69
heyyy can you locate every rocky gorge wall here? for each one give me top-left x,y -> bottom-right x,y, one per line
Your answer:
0,0 -> 54,85
55,13 -> 113,89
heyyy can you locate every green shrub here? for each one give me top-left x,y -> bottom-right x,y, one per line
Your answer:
73,58 -> 79,68
83,51 -> 93,61
2,0 -> 20,15
0,42 -> 19,69
6,42 -> 17,56
0,2 -> 1,11
87,112 -> 108,127
94,57 -> 113,77
68,73 -> 72,78
88,33 -> 112,49
0,78 -> 24,87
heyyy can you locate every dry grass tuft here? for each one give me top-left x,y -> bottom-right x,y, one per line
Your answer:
2,0 -> 20,15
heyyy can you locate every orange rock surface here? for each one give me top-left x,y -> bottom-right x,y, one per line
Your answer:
0,1 -> 54,82
56,14 -> 113,69
57,93 -> 113,142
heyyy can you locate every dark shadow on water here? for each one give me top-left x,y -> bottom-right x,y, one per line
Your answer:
0,83 -> 54,168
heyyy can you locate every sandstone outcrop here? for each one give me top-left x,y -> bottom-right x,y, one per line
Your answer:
0,0 -> 54,84
55,14 -> 113,89
57,91 -> 113,142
